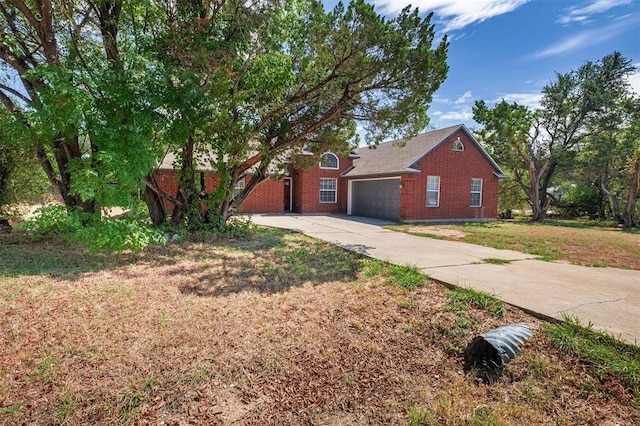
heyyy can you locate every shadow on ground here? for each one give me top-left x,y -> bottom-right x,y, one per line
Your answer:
0,228 -> 363,297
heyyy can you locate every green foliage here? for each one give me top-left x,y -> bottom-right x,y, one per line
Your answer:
554,183 -> 601,218
0,1 -> 167,218
22,206 -> 165,253
71,218 -> 166,253
188,214 -> 256,241
21,206 -> 87,235
497,174 -> 528,214
544,315 -> 640,397
0,111 -> 49,216
155,0 -> 449,224
474,52 -> 636,222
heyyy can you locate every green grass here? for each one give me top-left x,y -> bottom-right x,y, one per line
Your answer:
455,223 -> 561,261
469,406 -> 503,425
0,405 -> 20,415
118,390 -> 145,424
544,315 -> 640,399
55,393 -> 77,422
361,259 -> 427,289
446,287 -> 505,318
408,407 -> 437,425
481,258 -> 512,265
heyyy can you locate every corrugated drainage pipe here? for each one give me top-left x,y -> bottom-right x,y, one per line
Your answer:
465,323 -> 533,370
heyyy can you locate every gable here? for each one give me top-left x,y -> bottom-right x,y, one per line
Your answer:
342,125 -> 505,179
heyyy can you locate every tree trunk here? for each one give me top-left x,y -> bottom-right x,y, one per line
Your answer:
169,138 -> 204,228
142,182 -> 166,226
599,178 -> 622,222
527,160 -> 545,222
623,155 -> 639,228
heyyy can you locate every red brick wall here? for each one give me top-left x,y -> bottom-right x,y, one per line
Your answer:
400,129 -> 499,221
153,170 -> 179,213
153,170 -> 283,214
237,177 -> 283,213
290,155 -> 353,214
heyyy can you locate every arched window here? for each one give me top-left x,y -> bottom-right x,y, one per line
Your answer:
452,138 -> 464,152
319,152 -> 339,169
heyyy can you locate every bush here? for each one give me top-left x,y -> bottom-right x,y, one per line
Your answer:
554,184 -> 601,219
22,206 -> 165,252
70,218 -> 166,252
21,205 -> 86,235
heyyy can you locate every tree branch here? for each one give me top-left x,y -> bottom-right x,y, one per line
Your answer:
0,83 -> 31,104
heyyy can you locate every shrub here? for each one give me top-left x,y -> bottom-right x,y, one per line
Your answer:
554,184 -> 601,219
22,206 -> 164,252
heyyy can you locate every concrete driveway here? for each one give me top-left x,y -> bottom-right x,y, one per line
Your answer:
251,214 -> 640,345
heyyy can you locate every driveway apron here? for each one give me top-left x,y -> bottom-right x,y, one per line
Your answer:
251,214 -> 640,344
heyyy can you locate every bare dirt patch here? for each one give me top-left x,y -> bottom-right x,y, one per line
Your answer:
407,226 -> 468,239
1,231 -> 638,425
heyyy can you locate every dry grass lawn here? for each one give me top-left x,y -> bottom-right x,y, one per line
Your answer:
1,228 -> 638,425
390,221 -> 640,270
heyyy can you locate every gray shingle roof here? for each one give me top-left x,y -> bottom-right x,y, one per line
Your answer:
342,124 -> 504,178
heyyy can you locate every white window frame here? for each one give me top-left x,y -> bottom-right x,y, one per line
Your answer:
452,138 -> 464,151
319,152 -> 339,170
470,178 -> 483,207
319,178 -> 337,203
426,175 -> 440,207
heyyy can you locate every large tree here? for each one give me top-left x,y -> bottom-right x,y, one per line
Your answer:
473,52 -> 635,222
578,96 -> 640,226
0,0 -> 166,219
1,0 -> 448,228
149,0 -> 449,227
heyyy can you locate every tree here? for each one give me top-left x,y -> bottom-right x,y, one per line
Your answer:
0,0 -> 166,220
474,52 -> 635,221
567,95 -> 639,225
149,0 -> 449,227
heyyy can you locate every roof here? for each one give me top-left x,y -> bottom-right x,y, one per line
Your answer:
157,151 -> 289,176
158,152 -> 214,171
342,124 -> 506,179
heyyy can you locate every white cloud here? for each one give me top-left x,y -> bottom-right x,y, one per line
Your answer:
431,89 -> 475,122
376,0 -> 530,32
495,92 -> 543,109
438,109 -> 473,121
432,94 -> 451,104
455,90 -> 473,104
532,18 -> 634,58
557,0 -> 632,24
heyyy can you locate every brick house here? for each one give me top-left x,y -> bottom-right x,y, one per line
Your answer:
155,124 -> 506,222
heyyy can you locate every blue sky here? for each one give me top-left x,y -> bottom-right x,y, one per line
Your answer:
326,0 -> 640,130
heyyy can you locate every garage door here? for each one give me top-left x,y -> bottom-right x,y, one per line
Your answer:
351,179 -> 401,221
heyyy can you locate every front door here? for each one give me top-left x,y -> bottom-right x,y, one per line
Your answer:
283,178 -> 292,211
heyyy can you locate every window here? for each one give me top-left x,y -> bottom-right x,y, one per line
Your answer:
319,178 -> 337,203
452,138 -> 464,151
319,152 -> 339,169
471,178 -> 483,207
426,175 -> 440,207
233,178 -> 245,197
